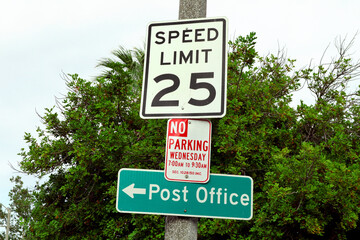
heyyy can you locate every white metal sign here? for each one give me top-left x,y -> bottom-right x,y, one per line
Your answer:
165,119 -> 211,183
140,17 -> 228,119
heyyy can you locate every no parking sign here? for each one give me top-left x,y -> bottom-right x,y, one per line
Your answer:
164,119 -> 212,183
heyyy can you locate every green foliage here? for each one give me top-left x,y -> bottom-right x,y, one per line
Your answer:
16,33 -> 360,239
200,33 -> 360,239
0,176 -> 34,240
18,47 -> 165,239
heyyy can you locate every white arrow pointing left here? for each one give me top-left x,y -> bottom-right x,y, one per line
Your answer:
122,183 -> 146,198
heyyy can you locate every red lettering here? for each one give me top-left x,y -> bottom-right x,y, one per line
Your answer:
203,141 -> 209,151
196,140 -> 202,151
187,140 -> 193,150
174,139 -> 180,150
169,138 -> 175,149
181,139 -> 187,150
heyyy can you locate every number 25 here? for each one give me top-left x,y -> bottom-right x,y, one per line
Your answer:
151,72 -> 216,107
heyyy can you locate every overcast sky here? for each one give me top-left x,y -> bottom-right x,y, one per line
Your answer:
1,0 -> 359,211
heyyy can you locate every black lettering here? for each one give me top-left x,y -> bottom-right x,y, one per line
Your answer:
155,31 -> 165,44
169,31 -> 180,44
151,74 -> 180,107
179,50 -> 193,64
201,49 -> 212,63
195,28 -> 205,42
173,51 -> 177,65
207,28 -> 218,41
182,29 -> 192,43
188,72 -> 216,106
160,52 -> 171,65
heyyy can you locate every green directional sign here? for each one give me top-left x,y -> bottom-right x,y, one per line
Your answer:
116,168 -> 253,220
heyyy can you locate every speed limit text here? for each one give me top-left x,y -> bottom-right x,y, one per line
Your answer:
155,27 -> 218,65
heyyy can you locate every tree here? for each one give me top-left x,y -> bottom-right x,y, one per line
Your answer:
18,33 -> 360,239
97,46 -> 144,99
19,47 -> 165,239
0,176 -> 33,240
0,204 -> 10,240
198,33 -> 360,239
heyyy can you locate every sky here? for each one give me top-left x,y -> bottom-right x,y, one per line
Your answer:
1,0 -> 359,212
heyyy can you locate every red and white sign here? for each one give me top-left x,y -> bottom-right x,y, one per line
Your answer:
164,119 -> 211,183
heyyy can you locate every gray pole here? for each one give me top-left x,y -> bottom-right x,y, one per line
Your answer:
164,1 -> 206,239
178,0 -> 206,19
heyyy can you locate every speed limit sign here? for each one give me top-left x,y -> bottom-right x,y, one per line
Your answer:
140,17 -> 228,119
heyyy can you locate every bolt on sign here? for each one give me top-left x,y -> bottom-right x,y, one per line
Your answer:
165,119 -> 211,183
140,17 -> 228,119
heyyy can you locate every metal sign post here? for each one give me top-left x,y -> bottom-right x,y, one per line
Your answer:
165,2 -> 207,239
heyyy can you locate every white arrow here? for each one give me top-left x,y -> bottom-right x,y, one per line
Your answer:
122,183 -> 146,198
